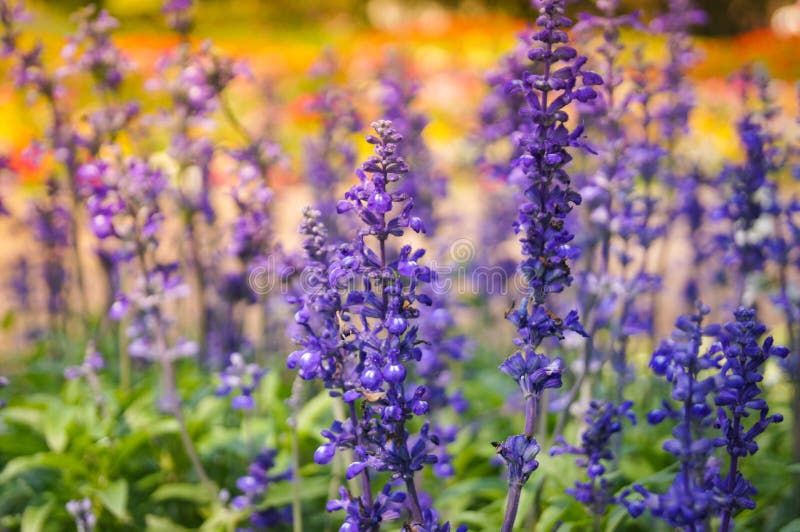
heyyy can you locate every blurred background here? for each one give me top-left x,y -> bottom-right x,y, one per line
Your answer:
1,0 -> 798,308
3,0 -> 799,163
26,0 -> 800,37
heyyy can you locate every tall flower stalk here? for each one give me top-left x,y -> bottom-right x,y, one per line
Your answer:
303,50 -> 361,243
629,303 -> 723,530
81,157 -> 211,491
291,121 -> 458,530
551,400 -> 636,530
495,2 -> 599,530
714,308 -> 787,531
560,0 -> 654,431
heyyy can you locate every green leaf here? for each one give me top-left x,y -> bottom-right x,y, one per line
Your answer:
2,407 -> 45,434
21,501 -> 53,532
150,483 -> 212,505
199,504 -> 241,531
258,479 -> 329,509
145,418 -> 181,437
43,406 -> 71,453
536,498 -> 570,532
0,453 -> 88,483
145,515 -> 191,532
96,480 -> 129,522
605,506 -> 628,532
779,518 -> 800,532
297,390 -> 334,436
0,432 -> 47,455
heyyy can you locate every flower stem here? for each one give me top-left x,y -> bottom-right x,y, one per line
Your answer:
501,483 -> 522,532
404,475 -> 425,524
524,394 -> 538,440
161,353 -> 213,493
154,318 -> 213,496
348,401 -> 373,507
289,376 -> 304,532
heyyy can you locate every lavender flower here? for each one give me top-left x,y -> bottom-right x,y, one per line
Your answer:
714,308 -> 787,531
650,0 -> 707,145
211,140 -> 281,363
66,498 -> 96,532
64,343 -> 105,381
61,7 -> 129,92
303,51 -> 361,242
29,179 -> 71,321
551,400 -> 636,521
163,0 -> 193,36
231,448 -> 292,530
215,353 -> 267,411
378,53 -> 446,235
629,303 -> 723,528
293,121 -> 457,530
565,0 -> 657,420
326,484 -> 406,531
496,1 -> 598,529
711,70 -> 783,306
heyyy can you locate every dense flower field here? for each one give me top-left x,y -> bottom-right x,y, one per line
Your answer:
0,0 -> 798,531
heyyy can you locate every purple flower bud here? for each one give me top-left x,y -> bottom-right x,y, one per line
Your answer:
345,461 -> 365,480
385,315 -> 408,335
383,363 -> 406,383
360,368 -> 382,390
314,443 -> 336,465
368,192 -> 392,214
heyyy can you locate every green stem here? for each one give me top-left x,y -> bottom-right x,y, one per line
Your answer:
288,376 -> 304,532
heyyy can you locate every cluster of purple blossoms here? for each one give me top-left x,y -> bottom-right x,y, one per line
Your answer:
66,498 -> 96,532
215,352 -> 267,411
566,0 -> 662,411
377,53 -> 469,480
28,179 -> 72,320
551,400 -> 636,519
714,308 -> 787,530
231,448 -> 292,530
81,157 -> 198,403
631,303 -> 724,527
61,6 -> 129,92
629,304 -> 787,530
710,71 -> 783,306
494,1 -> 600,530
213,140 -> 281,362
162,0 -> 193,36
650,0 -> 707,152
63,6 -> 139,160
64,343 -> 104,382
378,55 -> 446,235
290,121 -> 460,530
303,51 -> 361,243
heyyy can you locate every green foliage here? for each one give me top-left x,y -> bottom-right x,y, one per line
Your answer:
0,333 -> 797,530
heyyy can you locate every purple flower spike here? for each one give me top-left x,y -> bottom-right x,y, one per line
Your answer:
289,123 -> 461,530
494,2 -> 600,530
551,400 -> 636,518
